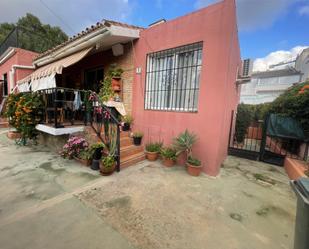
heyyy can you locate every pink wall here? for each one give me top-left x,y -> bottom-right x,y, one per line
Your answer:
0,48 -> 37,93
132,0 -> 241,176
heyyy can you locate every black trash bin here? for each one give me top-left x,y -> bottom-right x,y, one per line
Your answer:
290,177 -> 309,249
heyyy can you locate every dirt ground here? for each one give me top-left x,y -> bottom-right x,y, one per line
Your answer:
0,128 -> 297,249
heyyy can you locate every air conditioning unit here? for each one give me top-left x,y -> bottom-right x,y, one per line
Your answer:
241,59 -> 253,77
237,58 -> 252,84
112,44 -> 124,56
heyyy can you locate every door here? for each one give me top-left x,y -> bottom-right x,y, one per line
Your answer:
84,67 -> 104,93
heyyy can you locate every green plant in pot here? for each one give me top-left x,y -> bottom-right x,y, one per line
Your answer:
160,146 -> 177,167
173,129 -> 202,176
122,115 -> 133,131
109,64 -> 124,91
132,131 -> 143,146
89,142 -> 105,170
100,130 -> 117,176
145,141 -> 163,161
76,148 -> 93,166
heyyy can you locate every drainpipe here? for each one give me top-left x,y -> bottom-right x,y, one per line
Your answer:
10,64 -> 35,93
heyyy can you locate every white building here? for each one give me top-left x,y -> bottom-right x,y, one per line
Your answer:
240,48 -> 309,105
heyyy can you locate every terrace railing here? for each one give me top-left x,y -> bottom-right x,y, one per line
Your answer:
37,87 -> 88,128
37,87 -> 121,172
89,92 -> 121,172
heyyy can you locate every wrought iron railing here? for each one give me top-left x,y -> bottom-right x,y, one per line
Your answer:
37,87 -> 121,172
37,87 -> 89,128
89,92 -> 121,172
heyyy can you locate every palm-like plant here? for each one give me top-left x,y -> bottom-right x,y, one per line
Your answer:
173,129 -> 198,160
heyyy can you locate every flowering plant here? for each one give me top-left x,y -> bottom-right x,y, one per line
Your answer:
5,92 -> 43,143
61,136 -> 89,159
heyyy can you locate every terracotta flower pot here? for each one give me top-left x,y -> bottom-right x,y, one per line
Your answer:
162,157 -> 175,167
100,162 -> 116,176
145,151 -> 159,161
112,78 -> 121,91
74,157 -> 92,167
186,163 -> 202,176
7,131 -> 21,140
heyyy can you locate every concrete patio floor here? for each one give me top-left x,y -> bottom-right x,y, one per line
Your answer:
0,128 -> 296,249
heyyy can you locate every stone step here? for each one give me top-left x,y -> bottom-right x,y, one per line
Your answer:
0,122 -> 9,128
120,136 -> 133,147
120,144 -> 144,158
120,151 -> 145,169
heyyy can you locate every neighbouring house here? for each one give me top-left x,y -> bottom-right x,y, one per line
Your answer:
240,47 -> 309,105
16,0 -> 242,176
240,68 -> 302,104
0,47 -> 38,111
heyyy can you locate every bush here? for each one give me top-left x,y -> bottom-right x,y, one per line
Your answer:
61,136 -> 89,159
235,103 -> 252,143
145,141 -> 163,153
5,92 -> 43,143
173,129 -> 197,160
101,155 -> 116,169
187,156 -> 201,166
268,82 -> 309,135
160,147 -> 177,161
133,131 -> 143,138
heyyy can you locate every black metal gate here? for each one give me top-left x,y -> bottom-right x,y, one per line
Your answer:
228,111 -> 309,166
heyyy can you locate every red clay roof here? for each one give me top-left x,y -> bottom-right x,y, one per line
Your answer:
35,19 -> 144,61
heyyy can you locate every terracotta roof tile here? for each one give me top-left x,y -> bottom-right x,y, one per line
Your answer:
34,19 -> 144,61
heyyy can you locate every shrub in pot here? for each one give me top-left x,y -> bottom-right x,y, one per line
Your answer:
132,131 -> 143,145
145,142 -> 163,161
174,129 -> 202,176
100,155 -> 116,175
89,142 -> 105,160
61,136 -> 89,159
186,156 -> 202,176
75,149 -> 92,166
122,115 -> 133,131
160,147 -> 177,167
89,142 -> 105,170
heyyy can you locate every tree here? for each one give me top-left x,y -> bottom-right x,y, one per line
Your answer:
269,81 -> 309,135
0,13 -> 68,53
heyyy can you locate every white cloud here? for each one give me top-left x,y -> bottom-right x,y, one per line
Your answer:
195,0 -> 298,31
299,5 -> 309,15
0,0 -> 133,36
253,46 -> 308,72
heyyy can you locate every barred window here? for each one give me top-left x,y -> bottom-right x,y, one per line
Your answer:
145,42 -> 203,112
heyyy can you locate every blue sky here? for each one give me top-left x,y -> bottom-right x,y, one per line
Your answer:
1,0 -> 309,67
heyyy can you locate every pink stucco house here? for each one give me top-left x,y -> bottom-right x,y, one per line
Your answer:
0,47 -> 37,105
16,0 -> 242,176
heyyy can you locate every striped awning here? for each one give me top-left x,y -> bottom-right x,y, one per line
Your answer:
17,47 -> 93,85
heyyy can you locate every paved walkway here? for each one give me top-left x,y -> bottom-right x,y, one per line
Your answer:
0,129 -> 297,249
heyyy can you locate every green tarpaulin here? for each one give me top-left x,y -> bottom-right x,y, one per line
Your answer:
266,114 -> 306,140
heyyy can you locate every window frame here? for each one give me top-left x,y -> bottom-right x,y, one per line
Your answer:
144,42 -> 203,113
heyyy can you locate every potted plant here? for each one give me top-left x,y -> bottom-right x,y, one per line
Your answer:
89,142 -> 105,170
100,155 -> 116,175
186,156 -> 202,176
75,149 -> 92,166
160,147 -> 177,167
122,115 -> 133,131
100,132 -> 117,175
173,129 -> 202,176
145,141 -> 163,161
61,136 -> 89,159
132,131 -> 143,145
110,65 -> 124,91
89,142 -> 105,160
